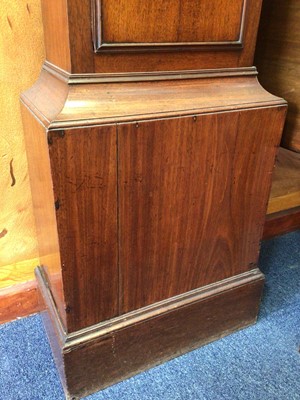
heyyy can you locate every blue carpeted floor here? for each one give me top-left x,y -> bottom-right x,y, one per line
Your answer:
1,231 -> 299,400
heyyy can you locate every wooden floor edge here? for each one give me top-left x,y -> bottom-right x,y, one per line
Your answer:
0,280 -> 42,325
263,207 -> 300,240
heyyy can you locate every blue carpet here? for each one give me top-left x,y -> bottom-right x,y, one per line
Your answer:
1,231 -> 299,400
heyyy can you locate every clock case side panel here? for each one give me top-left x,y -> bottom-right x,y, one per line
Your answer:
21,103 -> 67,327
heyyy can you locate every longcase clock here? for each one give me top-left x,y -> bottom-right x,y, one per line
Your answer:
21,1 -> 287,398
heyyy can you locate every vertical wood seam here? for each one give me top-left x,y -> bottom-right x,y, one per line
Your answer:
116,123 -> 122,315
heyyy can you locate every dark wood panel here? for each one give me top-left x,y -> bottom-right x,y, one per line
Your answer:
21,105 -> 67,326
255,0 -> 300,152
49,126 -> 118,332
95,0 -> 261,73
96,0 -> 244,49
64,275 -> 263,399
93,0 -> 262,72
36,264 -> 263,399
39,0 -> 263,74
118,107 -> 286,313
68,0 -> 95,73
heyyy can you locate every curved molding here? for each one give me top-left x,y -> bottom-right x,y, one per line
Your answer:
20,67 -> 286,131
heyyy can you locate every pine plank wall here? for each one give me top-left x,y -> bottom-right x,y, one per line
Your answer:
0,0 -> 45,322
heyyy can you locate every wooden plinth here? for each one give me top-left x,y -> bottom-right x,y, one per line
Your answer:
36,267 -> 264,399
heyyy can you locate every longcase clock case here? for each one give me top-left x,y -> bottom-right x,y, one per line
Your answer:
21,0 -> 287,398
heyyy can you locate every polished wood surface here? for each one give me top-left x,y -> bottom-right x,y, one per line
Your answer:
93,0 -> 263,73
0,280 -> 41,325
255,0 -> 300,152
22,73 -> 284,130
98,0 -> 244,46
40,0 -> 264,74
22,0 -> 287,396
21,106 -> 67,326
267,147 -> 300,214
0,257 -> 39,289
49,127 -> 118,332
41,0 -> 71,72
22,73 -> 286,333
37,266 -> 264,399
119,108 -> 286,312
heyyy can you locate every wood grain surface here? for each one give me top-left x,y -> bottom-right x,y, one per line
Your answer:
65,279 -> 263,399
22,71 -> 287,330
39,0 -> 264,73
21,106 -> 67,326
0,280 -> 41,325
0,0 -> 44,276
119,107 -> 286,312
100,0 -> 244,43
36,266 -> 263,399
255,0 -> 300,152
21,74 -> 284,131
267,147 -> 300,214
263,207 -> 300,240
41,0 -> 71,72
18,0 -> 289,396
49,127 -> 118,332
0,257 -> 39,289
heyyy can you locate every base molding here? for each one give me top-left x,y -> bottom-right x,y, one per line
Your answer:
0,280 -> 41,325
36,267 -> 264,399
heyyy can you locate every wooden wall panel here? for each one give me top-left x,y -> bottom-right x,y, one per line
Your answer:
0,0 -> 44,286
49,127 -> 118,332
118,107 -> 285,313
0,258 -> 39,289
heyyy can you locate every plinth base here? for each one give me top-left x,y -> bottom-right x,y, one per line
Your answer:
36,267 -> 264,399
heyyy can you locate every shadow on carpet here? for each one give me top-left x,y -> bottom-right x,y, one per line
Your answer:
0,231 -> 299,400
